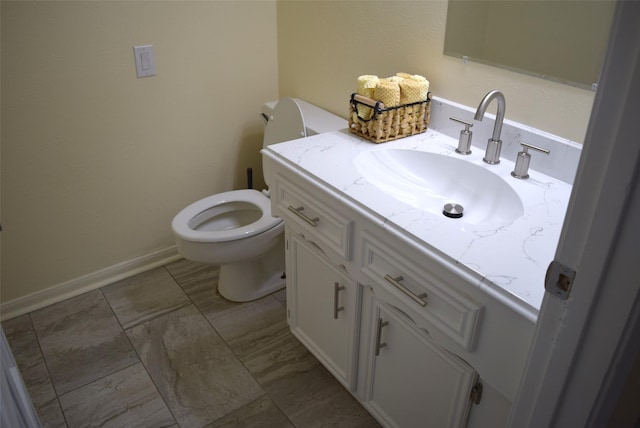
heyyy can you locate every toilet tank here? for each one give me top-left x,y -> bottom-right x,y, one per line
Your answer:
261,99 -> 346,190
261,99 -> 347,137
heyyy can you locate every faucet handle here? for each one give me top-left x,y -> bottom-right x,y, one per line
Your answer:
449,117 -> 473,155
511,141 -> 550,179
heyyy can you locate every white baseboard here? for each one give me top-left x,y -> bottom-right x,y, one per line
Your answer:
0,246 -> 182,321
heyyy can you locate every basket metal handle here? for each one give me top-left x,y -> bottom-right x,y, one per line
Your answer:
352,93 -> 385,109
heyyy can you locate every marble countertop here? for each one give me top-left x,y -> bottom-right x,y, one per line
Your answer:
263,128 -> 573,319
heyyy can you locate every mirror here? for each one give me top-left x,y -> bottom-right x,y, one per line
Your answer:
444,1 -> 615,90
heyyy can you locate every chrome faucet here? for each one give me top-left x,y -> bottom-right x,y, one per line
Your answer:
474,90 -> 506,164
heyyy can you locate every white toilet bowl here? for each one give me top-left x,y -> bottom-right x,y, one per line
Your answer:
172,189 -> 285,302
171,98 -> 346,302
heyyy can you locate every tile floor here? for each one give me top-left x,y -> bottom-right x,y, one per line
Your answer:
2,259 -> 380,428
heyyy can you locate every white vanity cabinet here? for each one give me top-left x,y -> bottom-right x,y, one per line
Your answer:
267,155 -> 524,428
358,287 -> 478,428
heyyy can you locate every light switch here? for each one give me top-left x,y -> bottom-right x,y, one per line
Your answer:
141,52 -> 151,70
133,45 -> 156,78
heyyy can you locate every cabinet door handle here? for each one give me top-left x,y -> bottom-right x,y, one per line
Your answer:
287,205 -> 319,227
384,274 -> 428,307
375,317 -> 389,356
333,282 -> 345,319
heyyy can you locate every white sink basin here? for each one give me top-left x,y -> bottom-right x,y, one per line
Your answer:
354,149 -> 524,226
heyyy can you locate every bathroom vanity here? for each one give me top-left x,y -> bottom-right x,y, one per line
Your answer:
262,109 -> 574,427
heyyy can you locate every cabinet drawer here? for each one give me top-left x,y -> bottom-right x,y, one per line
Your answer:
361,232 -> 482,351
274,173 -> 353,260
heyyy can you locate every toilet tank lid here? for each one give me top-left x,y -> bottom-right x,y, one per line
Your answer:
262,98 -> 347,136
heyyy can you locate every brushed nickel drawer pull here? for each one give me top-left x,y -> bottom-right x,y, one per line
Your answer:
333,282 -> 345,319
384,274 -> 428,307
287,205 -> 319,227
375,317 -> 389,356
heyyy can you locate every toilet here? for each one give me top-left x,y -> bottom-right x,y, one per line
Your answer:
171,98 -> 346,302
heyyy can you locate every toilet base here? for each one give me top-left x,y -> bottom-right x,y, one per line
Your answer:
217,239 -> 286,302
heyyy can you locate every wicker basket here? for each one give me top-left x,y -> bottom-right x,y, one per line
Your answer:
348,93 -> 431,143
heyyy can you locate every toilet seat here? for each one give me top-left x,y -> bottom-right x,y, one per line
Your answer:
172,189 -> 282,243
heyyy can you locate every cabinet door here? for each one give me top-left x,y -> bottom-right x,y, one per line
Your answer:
362,291 -> 477,428
287,231 -> 357,389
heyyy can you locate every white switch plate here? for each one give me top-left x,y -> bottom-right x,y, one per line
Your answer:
133,45 -> 156,78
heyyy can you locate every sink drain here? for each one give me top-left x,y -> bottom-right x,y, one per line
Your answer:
443,203 -> 464,219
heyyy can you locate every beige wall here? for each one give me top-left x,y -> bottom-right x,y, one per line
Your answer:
277,0 -> 595,144
1,1 -> 278,303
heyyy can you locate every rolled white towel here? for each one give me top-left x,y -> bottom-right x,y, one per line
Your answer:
374,80 -> 400,107
357,75 -> 379,98
399,79 -> 429,104
356,75 -> 379,119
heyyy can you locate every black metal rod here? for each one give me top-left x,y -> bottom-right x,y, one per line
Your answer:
246,167 -> 253,189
